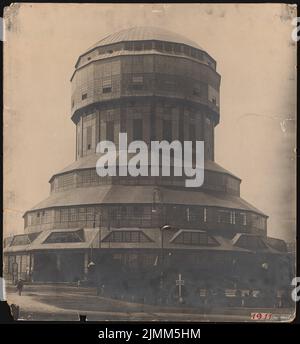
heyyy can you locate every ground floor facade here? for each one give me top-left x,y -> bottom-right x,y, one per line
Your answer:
3,247 -> 294,308
3,227 -> 295,308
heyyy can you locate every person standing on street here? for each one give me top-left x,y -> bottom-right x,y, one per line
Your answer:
16,279 -> 24,296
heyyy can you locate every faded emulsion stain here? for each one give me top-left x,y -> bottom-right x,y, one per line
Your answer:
4,3 -> 21,33
279,4 -> 297,22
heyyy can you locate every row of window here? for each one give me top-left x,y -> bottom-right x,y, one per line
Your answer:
185,207 -> 248,226
76,119 -> 213,160
50,169 -> 239,195
74,102 -> 216,160
81,41 -> 215,69
74,74 -> 216,107
77,112 -> 209,143
25,205 -> 266,231
72,54 -> 220,111
74,55 -> 219,90
26,210 -> 53,225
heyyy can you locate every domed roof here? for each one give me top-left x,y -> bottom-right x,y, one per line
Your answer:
86,26 -> 204,52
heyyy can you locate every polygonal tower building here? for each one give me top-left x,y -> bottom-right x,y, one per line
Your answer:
4,27 -> 291,302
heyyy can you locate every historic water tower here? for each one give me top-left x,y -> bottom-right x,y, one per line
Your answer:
4,27 -> 290,298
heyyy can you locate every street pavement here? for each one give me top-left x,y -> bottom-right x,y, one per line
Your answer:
5,283 -> 295,322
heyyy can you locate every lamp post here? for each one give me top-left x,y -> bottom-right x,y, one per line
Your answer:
92,211 -> 102,288
159,224 -> 172,294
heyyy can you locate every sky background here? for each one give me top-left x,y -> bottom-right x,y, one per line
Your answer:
4,3 -> 297,241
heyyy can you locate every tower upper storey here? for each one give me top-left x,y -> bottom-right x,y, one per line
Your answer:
70,26 -> 220,124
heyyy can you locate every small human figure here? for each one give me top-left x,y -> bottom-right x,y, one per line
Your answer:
16,279 -> 24,296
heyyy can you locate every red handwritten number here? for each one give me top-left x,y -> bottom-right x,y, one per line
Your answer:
251,313 -> 272,320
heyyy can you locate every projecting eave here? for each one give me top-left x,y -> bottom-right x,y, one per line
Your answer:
23,184 -> 267,218
48,155 -> 239,183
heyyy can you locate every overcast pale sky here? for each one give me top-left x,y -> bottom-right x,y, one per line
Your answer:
4,3 -> 297,241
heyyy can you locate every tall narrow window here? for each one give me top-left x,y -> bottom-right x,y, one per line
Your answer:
186,208 -> 190,222
79,208 -> 86,221
102,79 -> 112,93
133,119 -> 143,140
203,208 -> 207,223
70,208 -> 78,222
106,121 -> 114,142
240,212 -> 247,226
86,126 -> 92,150
82,93 -> 87,100
77,127 -> 81,156
61,209 -> 69,222
163,119 -> 172,142
28,214 -> 32,226
230,211 -> 236,225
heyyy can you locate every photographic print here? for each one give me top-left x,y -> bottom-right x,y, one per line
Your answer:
2,3 -> 297,322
